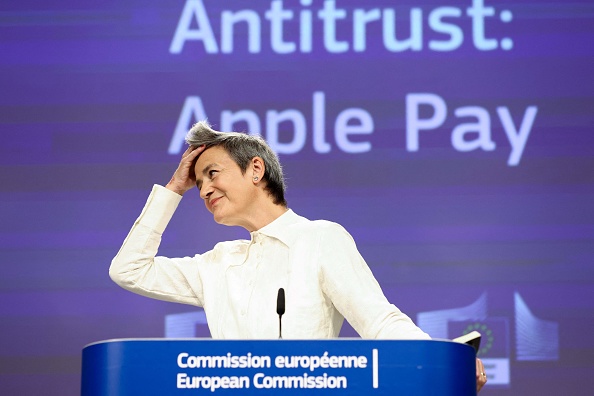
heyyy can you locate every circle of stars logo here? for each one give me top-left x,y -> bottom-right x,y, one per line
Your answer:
463,322 -> 494,356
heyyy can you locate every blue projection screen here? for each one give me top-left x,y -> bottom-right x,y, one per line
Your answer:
1,0 -> 593,394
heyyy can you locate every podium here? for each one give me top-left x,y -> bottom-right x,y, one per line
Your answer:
81,339 -> 476,395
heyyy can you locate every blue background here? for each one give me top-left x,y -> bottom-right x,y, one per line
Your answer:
1,0 -> 593,394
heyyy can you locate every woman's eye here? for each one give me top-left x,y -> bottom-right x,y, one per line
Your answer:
209,170 -> 218,178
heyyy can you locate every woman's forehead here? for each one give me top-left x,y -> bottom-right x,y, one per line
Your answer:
195,146 -> 235,170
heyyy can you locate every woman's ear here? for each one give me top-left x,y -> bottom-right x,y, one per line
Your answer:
251,156 -> 265,183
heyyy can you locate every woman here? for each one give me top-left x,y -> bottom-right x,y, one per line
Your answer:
110,121 -> 487,390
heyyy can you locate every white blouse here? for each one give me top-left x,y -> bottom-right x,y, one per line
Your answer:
110,185 -> 430,340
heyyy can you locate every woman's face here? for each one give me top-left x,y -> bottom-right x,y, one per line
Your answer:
194,146 -> 258,227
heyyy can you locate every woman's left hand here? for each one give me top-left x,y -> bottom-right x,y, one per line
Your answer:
476,357 -> 487,392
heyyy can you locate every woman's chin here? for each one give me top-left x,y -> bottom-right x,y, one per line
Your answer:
213,212 -> 231,226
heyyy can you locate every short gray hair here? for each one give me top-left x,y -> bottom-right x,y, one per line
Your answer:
185,121 -> 287,206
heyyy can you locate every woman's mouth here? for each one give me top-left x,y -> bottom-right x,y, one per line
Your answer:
210,197 -> 222,208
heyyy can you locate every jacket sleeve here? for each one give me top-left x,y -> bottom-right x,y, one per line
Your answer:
109,184 -> 205,306
318,223 -> 431,340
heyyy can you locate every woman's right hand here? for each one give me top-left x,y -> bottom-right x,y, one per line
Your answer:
165,145 -> 206,196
